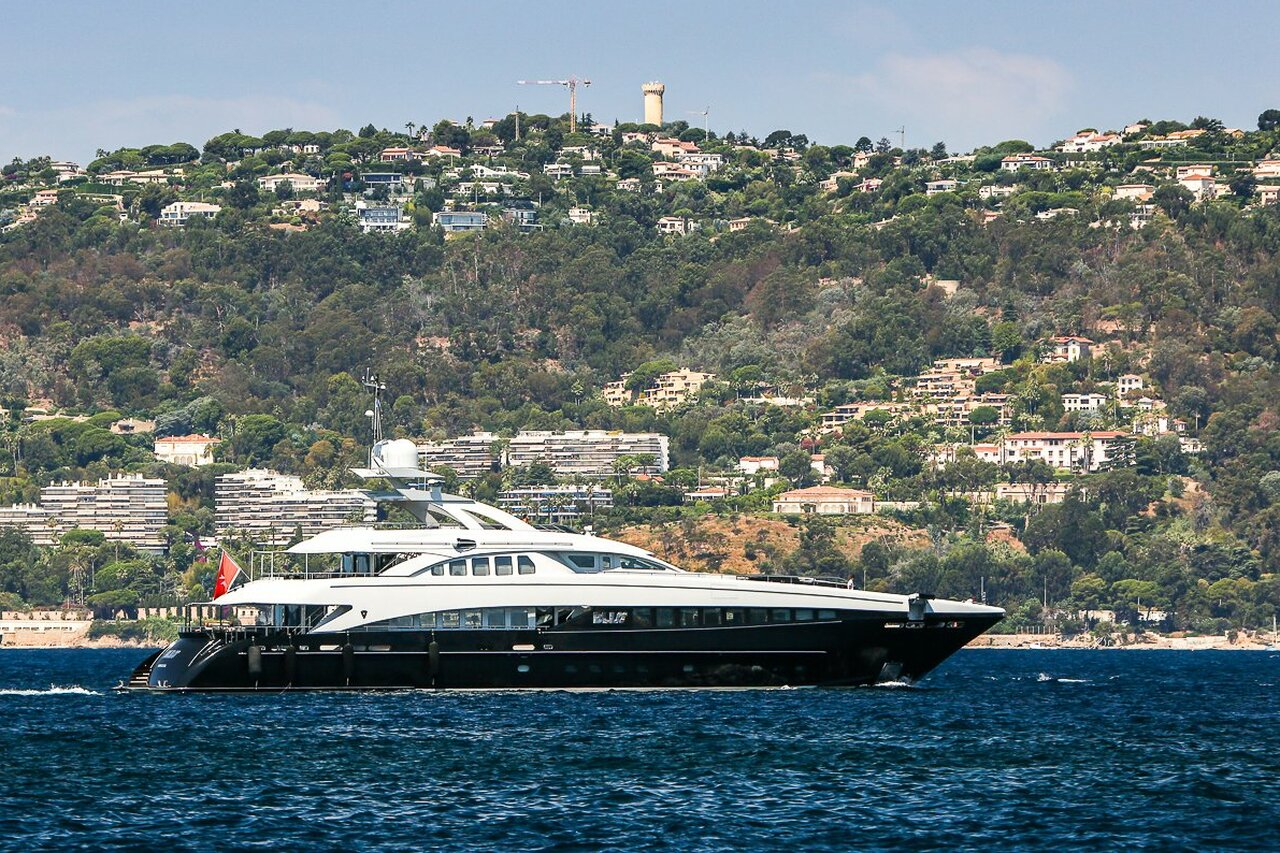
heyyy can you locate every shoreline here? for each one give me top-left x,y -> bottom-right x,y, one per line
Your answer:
968,632 -> 1280,651
2,635 -> 1278,652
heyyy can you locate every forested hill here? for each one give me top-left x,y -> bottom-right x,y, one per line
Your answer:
2,112 -> 1280,630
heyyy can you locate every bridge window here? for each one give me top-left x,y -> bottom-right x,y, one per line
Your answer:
656,608 -> 675,628
462,610 -> 482,629
565,553 -> 597,572
430,563 -> 445,576
471,557 -> 490,576
449,560 -> 466,577
795,609 -> 814,622
495,556 -> 513,576
518,556 -> 536,575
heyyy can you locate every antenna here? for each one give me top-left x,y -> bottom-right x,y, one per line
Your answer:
361,368 -> 386,448
686,106 -> 710,141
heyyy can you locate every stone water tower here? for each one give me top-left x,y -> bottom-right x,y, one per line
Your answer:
642,81 -> 665,127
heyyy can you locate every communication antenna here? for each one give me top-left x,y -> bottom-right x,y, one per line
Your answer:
362,369 -> 386,447
686,106 -> 710,140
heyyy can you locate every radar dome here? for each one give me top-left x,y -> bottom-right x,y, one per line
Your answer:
376,438 -> 420,470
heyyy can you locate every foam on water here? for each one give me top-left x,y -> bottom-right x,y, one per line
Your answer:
0,685 -> 100,696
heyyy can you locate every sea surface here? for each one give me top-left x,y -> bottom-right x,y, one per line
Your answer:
0,648 -> 1277,851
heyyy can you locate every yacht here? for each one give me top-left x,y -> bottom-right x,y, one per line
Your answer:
126,398 -> 1002,692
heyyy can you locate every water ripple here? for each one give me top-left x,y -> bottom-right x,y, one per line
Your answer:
0,649 -> 1277,851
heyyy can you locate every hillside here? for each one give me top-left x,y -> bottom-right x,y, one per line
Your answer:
1,110 -> 1280,633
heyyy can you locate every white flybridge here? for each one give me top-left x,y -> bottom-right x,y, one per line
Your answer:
126,379 -> 1003,692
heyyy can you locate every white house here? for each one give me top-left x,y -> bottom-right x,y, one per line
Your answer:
1056,131 -> 1121,153
1116,374 -> 1144,395
738,456 -> 780,476
1062,393 -> 1110,413
925,179 -> 958,195
1001,154 -> 1055,172
154,434 -> 221,467
258,173 -> 325,193
1114,184 -> 1154,201
1000,431 -> 1130,473
772,486 -> 875,515
656,216 -> 698,235
1043,335 -> 1095,363
159,201 -> 221,227
1179,174 -> 1217,200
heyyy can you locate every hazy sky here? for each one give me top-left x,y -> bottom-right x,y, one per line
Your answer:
3,1 -> 1278,163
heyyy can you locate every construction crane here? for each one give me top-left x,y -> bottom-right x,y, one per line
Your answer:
517,77 -> 590,134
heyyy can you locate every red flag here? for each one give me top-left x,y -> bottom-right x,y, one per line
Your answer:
213,551 -> 244,599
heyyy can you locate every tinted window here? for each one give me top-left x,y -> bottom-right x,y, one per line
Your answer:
484,609 -> 507,628
430,563 -> 445,576
441,611 -> 460,629
679,608 -> 701,627
656,608 -> 675,628
746,608 -> 769,625
704,608 -> 722,627
818,610 -> 837,620
463,610 -> 482,629
471,557 -> 490,576
795,609 -> 814,621
566,553 -> 596,570
495,556 -> 513,576
723,609 -> 744,625
601,554 -> 613,570
508,608 -> 534,629
449,560 -> 466,576
630,608 -> 653,627
518,556 -> 536,575
772,609 -> 792,623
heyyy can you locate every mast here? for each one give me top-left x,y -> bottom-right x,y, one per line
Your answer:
361,369 -> 386,465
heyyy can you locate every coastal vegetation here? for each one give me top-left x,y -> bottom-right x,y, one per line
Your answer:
3,110 -> 1280,635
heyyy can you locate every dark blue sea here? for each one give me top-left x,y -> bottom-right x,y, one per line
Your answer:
0,649 -> 1277,851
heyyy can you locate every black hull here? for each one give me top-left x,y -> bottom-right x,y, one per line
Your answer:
128,614 -> 1000,692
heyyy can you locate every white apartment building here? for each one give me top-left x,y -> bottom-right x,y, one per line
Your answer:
999,431 -> 1130,473
154,434 -> 221,467
214,470 -> 376,547
1,475 -> 171,551
497,486 -> 613,525
0,504 -> 58,546
507,431 -> 670,478
159,201 -> 221,227
419,432 -> 503,480
604,369 -> 714,411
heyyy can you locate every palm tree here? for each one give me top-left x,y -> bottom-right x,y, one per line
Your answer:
405,122 -> 416,140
